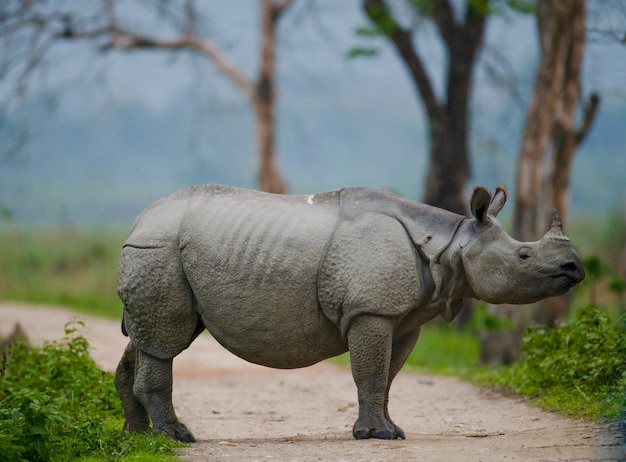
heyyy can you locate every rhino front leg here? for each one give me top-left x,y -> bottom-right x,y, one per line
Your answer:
347,315 -> 397,440
115,341 -> 150,434
383,328 -> 421,439
133,349 -> 195,443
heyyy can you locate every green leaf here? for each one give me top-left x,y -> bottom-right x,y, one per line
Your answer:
354,26 -> 382,38
468,0 -> 493,16
347,47 -> 380,59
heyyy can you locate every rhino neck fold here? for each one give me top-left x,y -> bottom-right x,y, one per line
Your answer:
395,209 -> 469,323
427,220 -> 470,322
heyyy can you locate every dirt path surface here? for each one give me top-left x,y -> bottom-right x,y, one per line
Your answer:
1,302 -> 624,461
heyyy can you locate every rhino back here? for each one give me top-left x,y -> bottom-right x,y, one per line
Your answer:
179,186 -> 346,368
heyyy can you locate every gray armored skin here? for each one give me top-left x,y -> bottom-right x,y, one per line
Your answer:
115,184 -> 585,442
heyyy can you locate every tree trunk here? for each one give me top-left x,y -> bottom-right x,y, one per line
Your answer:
513,0 -> 567,241
255,0 -> 288,194
362,0 -> 486,215
539,0 -> 598,327
424,111 -> 470,215
482,0 -> 599,364
543,0 -> 598,229
425,5 -> 485,215
515,2 -> 598,333
514,0 -> 597,241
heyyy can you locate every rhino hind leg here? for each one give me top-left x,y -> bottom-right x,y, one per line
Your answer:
133,348 -> 196,442
114,342 -> 194,441
115,341 -> 150,434
117,245 -> 203,442
347,315 -> 400,440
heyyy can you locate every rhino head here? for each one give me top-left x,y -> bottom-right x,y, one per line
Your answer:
461,186 -> 585,305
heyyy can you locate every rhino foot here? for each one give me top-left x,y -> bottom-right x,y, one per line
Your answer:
352,417 -> 405,440
153,421 -> 196,443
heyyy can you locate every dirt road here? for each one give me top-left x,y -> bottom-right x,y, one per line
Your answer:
1,302 -> 624,461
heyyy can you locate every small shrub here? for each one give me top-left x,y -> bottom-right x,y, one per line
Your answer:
0,322 -> 183,461
486,305 -> 626,420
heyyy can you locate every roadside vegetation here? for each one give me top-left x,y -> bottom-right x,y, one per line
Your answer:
0,213 -> 624,459
475,305 -> 625,421
0,321 -> 184,462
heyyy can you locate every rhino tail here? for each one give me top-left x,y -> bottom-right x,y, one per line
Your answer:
121,311 -> 129,337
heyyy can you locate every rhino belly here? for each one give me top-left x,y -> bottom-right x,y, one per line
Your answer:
196,285 -> 346,369
179,195 -> 346,368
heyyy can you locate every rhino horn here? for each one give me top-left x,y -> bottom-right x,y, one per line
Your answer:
544,209 -> 569,241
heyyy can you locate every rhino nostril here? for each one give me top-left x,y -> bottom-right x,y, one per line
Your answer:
561,262 -> 585,283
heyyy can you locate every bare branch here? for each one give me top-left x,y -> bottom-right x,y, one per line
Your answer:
189,35 -> 255,100
575,92 -> 600,144
461,0 -> 488,50
58,23 -> 255,100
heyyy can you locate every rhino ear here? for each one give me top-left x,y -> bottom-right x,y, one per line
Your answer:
470,186 -> 491,223
487,185 -> 507,217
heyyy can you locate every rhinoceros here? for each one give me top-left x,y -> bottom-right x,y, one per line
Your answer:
114,184 -> 584,442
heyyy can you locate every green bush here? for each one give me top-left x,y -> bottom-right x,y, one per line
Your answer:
0,322 -> 183,461
487,305 -> 626,420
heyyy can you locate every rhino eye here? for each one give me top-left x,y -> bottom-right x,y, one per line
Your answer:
519,249 -> 531,260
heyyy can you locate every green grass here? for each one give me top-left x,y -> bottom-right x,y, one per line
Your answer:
0,227 -> 126,318
402,323 -> 481,373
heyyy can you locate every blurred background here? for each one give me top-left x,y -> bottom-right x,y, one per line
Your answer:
0,1 -> 624,367
1,0 -> 625,224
